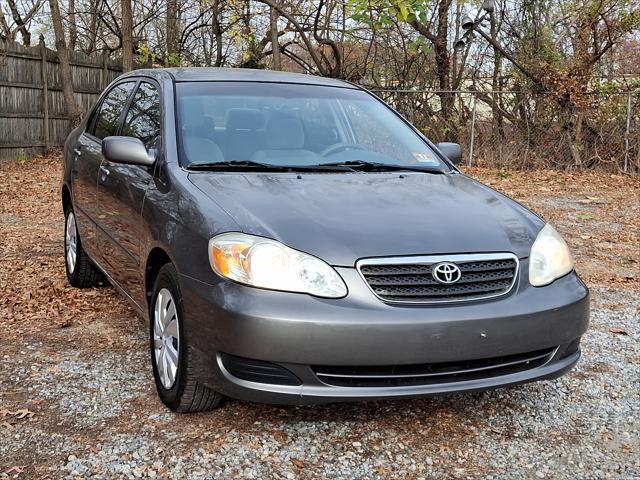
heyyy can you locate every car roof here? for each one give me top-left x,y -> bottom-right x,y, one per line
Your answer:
126,67 -> 358,89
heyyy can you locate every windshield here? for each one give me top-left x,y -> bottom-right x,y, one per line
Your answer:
175,82 -> 449,172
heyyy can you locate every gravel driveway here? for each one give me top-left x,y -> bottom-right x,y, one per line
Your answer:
1,156 -> 638,479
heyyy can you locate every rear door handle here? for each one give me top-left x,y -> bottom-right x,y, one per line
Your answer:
73,148 -> 82,156
100,165 -> 110,177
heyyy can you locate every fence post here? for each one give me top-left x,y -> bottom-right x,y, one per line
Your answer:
624,93 -> 632,174
101,52 -> 109,88
39,34 -> 50,151
468,93 -> 477,166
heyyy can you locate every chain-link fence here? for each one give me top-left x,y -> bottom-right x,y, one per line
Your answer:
371,89 -> 640,173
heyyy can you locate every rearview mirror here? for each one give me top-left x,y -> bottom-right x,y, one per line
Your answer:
102,136 -> 155,167
436,142 -> 462,165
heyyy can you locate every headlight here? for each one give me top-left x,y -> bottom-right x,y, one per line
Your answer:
529,224 -> 574,287
208,233 -> 347,298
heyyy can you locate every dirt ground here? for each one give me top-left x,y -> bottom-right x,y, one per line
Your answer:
0,154 -> 638,479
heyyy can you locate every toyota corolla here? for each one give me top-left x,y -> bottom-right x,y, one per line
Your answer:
61,68 -> 589,412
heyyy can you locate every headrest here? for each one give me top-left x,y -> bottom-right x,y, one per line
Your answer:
225,108 -> 265,131
265,115 -> 305,150
180,96 -> 205,121
200,115 -> 216,130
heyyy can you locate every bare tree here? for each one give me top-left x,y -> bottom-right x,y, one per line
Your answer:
48,0 -> 82,126
255,0 -> 343,77
2,0 -> 43,46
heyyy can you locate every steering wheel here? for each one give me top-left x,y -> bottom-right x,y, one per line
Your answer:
320,142 -> 365,157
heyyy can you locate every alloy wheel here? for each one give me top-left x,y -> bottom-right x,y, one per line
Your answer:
65,212 -> 78,274
153,288 -> 180,389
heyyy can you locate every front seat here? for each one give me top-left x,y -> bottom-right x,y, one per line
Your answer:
180,97 -> 223,164
251,114 -> 318,165
180,97 -> 217,142
182,137 -> 223,165
224,108 -> 265,161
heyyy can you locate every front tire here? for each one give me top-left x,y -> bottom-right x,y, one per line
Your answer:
150,264 -> 223,412
64,206 -> 104,288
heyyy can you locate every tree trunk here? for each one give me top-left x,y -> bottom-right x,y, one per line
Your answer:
408,0 -> 453,126
86,0 -> 99,54
433,0 -> 453,124
489,10 -> 504,138
166,0 -> 178,65
121,0 -> 134,72
48,0 -> 82,126
212,0 -> 223,66
269,6 -> 281,70
68,0 -> 77,50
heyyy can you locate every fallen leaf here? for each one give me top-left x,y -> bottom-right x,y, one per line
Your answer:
291,458 -> 305,469
0,408 -> 35,419
1,421 -> 15,430
609,327 -> 629,336
14,408 -> 35,419
3,466 -> 27,475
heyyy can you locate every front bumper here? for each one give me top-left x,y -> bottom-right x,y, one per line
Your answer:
179,261 -> 589,405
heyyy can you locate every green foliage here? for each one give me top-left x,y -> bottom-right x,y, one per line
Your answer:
136,44 -> 156,65
350,0 -> 432,55
166,52 -> 182,67
593,79 -> 640,94
16,149 -> 28,165
237,36 -> 265,69
350,0 -> 431,26
617,5 -> 640,31
408,35 -> 432,55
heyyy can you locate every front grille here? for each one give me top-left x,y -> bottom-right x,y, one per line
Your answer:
357,253 -> 518,304
313,347 -> 557,388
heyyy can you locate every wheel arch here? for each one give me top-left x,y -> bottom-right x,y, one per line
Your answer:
61,184 -> 72,213
145,247 -> 174,307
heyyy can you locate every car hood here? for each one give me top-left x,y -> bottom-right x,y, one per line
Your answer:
189,172 -> 543,266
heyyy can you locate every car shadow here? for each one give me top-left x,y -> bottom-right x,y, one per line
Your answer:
216,383 -> 544,425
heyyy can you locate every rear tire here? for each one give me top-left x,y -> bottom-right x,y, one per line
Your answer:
64,206 -> 105,288
150,264 -> 223,412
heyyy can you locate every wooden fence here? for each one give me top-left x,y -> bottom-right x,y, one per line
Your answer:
0,36 -> 123,161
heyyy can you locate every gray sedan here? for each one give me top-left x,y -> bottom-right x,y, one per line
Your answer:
61,68 -> 589,412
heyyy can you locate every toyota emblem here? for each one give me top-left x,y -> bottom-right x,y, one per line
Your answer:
432,262 -> 462,284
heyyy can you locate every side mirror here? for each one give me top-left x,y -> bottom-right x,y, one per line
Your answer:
437,142 -> 462,165
102,136 -> 155,167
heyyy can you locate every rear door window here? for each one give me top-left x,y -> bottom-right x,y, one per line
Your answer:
121,82 -> 161,150
91,81 -> 136,140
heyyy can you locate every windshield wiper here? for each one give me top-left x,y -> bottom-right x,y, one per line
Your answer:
187,160 -> 354,172
317,160 -> 446,174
